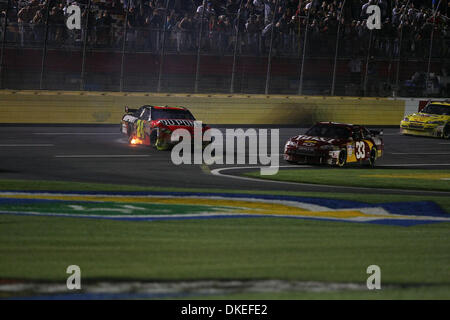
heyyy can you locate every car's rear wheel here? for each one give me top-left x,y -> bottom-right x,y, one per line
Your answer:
127,123 -> 136,145
368,147 -> 377,168
126,123 -> 133,138
337,150 -> 347,167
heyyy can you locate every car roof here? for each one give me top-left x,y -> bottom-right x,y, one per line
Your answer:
151,105 -> 187,110
139,105 -> 187,110
430,101 -> 450,106
316,121 -> 358,128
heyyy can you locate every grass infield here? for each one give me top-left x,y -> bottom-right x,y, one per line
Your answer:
244,168 -> 450,192
0,178 -> 449,299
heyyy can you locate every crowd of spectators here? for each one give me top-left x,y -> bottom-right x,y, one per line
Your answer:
1,0 -> 449,59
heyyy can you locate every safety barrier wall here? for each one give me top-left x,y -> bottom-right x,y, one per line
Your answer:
0,90 -> 409,125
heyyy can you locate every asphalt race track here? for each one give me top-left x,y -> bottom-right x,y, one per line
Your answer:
1,126 -> 449,196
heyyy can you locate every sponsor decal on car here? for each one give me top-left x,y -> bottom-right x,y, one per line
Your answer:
159,119 -> 195,127
296,135 -> 336,143
347,144 -> 353,157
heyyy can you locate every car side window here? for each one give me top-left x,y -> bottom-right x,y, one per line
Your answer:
352,127 -> 362,140
141,108 -> 150,120
362,127 -> 371,139
134,107 -> 144,118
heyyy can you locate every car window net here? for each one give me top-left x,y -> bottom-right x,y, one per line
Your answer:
305,125 -> 351,139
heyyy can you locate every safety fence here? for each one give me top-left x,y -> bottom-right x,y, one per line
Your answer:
1,0 -> 449,97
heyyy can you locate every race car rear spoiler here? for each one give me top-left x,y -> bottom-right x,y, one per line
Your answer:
125,106 -> 137,114
370,129 -> 383,136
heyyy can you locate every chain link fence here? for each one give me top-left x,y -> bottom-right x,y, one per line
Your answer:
1,0 -> 449,97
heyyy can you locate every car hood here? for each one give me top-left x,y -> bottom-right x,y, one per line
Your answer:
289,134 -> 345,147
406,113 -> 449,123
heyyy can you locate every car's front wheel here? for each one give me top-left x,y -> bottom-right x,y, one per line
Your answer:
337,150 -> 347,167
150,130 -> 169,150
442,124 -> 450,139
368,147 -> 377,168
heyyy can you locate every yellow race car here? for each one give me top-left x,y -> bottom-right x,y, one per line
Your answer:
400,101 -> 450,138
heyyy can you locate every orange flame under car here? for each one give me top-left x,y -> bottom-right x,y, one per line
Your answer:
130,138 -> 143,145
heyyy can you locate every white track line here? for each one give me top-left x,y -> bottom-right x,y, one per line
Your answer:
378,163 -> 450,167
210,165 -> 310,185
390,153 -> 450,155
55,155 -> 150,158
33,133 -> 120,135
210,166 -> 450,195
0,144 -> 54,147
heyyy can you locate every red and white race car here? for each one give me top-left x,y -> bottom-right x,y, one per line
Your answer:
121,105 -> 210,150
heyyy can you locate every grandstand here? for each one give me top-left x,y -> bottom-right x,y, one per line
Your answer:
1,0 -> 449,95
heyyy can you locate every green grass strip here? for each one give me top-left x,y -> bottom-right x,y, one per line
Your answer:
0,216 -> 448,289
244,169 -> 450,192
